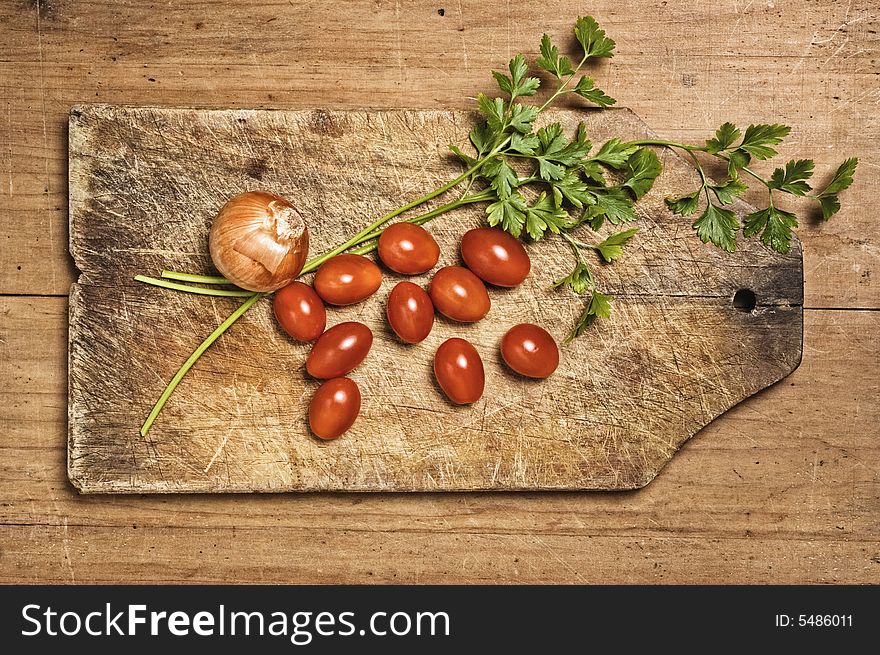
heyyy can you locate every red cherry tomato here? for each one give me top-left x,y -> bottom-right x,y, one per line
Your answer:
273,281 -> 326,342
434,338 -> 485,404
309,377 -> 361,440
378,222 -> 441,275
500,323 -> 560,379
314,254 -> 382,305
386,281 -> 434,344
428,266 -> 490,322
306,321 -> 373,379
460,227 -> 530,287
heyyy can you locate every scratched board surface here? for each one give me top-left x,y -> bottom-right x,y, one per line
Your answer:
67,106 -> 803,493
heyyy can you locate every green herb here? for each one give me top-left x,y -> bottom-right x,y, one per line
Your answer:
593,228 -> 640,263
815,157 -> 858,220
637,124 -> 857,255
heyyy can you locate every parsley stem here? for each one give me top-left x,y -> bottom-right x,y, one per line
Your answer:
134,275 -> 253,297
742,166 -> 770,186
627,139 -> 773,190
298,144 -> 508,275
139,291 -> 266,436
348,191 -> 496,255
350,190 -> 495,247
624,139 -> 705,152
560,231 -> 588,264
539,55 -> 589,112
161,270 -> 231,285
714,156 -> 770,188
686,150 -> 708,186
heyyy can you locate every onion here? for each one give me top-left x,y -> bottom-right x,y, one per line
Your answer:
208,191 -> 309,292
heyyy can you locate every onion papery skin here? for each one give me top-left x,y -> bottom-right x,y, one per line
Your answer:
208,191 -> 309,292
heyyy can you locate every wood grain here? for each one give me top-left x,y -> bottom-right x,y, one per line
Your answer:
67,105 -> 802,493
1,0 -> 877,582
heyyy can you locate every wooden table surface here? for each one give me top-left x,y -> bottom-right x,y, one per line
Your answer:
1,0 -> 877,583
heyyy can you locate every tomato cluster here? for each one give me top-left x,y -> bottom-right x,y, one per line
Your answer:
273,224 -> 560,440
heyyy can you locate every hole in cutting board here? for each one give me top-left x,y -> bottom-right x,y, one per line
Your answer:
733,288 -> 757,312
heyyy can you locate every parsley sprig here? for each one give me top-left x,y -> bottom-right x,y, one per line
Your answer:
632,123 -> 858,255
446,17 -> 661,340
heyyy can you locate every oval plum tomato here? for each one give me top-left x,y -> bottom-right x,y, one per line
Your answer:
460,227 -> 530,287
308,377 -> 361,440
433,338 -> 485,404
500,323 -> 559,379
461,227 -> 532,287
428,266 -> 490,322
306,321 -> 373,379
386,281 -> 434,344
313,254 -> 382,305
378,222 -> 441,275
273,281 -> 326,342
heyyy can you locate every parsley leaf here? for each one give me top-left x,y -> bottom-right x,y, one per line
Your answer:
817,194 -> 840,221
815,157 -> 858,220
590,138 -> 639,169
553,261 -> 594,294
551,169 -> 594,208
486,192 -> 528,237
469,123 -> 494,155
726,149 -> 751,175
482,158 -> 519,199
817,157 -> 858,196
710,177 -> 748,205
692,202 -> 740,252
536,123 -> 568,156
587,290 -> 613,318
492,70 -> 514,96
737,123 -> 791,160
589,188 -> 636,229
724,123 -> 791,173
594,228 -> 639,263
492,54 -> 541,100
768,159 -> 814,196
491,72 -> 513,97
537,159 -> 565,181
574,16 -> 616,59
509,132 -> 539,155
665,190 -> 701,216
448,144 -> 477,167
743,205 -> 798,254
569,291 -> 613,340
531,127 -> 563,179
705,122 -> 741,154
622,147 -> 661,199
817,194 -> 841,220
573,75 -> 616,107
477,93 -> 506,133
533,123 -> 591,181
536,34 -> 574,78
508,103 -> 539,134
579,160 -> 607,184
573,122 -> 592,155
525,192 -> 575,240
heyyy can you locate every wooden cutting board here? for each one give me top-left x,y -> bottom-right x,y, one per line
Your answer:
67,105 -> 803,493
